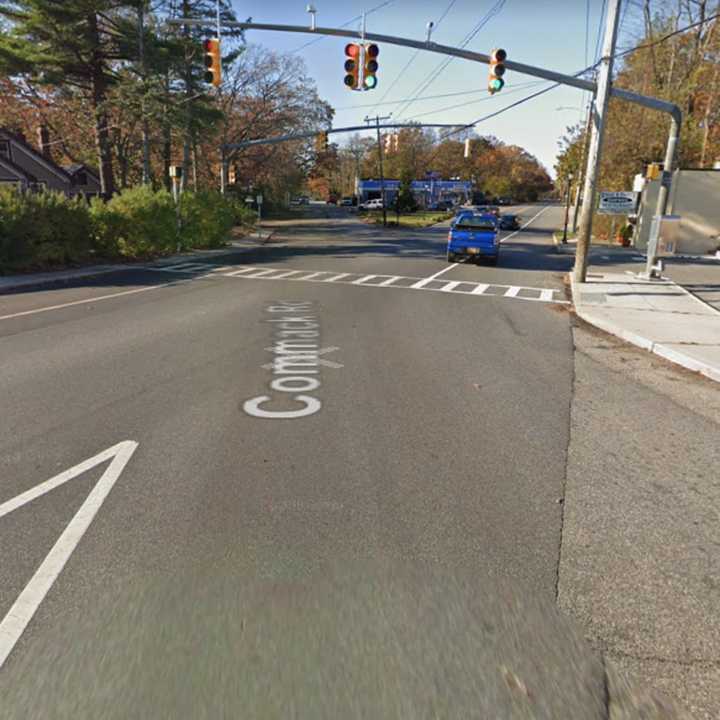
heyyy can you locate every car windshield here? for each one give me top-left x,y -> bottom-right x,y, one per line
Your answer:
456,217 -> 496,230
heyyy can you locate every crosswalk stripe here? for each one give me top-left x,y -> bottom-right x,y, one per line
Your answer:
245,269 -> 279,278
270,270 -> 303,279
298,272 -> 329,281
151,260 -> 567,304
322,273 -> 351,282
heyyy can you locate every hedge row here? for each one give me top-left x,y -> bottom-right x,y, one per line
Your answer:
0,186 -> 256,273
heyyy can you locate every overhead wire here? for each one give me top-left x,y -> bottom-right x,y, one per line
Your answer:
392,0 -> 507,120
366,0 -> 459,117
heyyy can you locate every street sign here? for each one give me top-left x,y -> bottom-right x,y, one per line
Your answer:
256,194 -> 263,205
598,191 -> 637,215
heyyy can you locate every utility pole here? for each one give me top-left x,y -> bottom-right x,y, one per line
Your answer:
138,0 -> 151,185
562,172 -> 574,243
365,114 -> 391,227
573,0 -> 622,283
572,99 -> 594,233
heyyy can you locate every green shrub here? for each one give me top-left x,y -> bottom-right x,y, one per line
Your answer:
179,191 -> 235,249
90,186 -> 177,259
0,189 -> 92,272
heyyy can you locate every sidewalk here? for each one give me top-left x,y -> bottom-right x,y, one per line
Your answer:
0,233 -> 269,293
560,245 -> 720,384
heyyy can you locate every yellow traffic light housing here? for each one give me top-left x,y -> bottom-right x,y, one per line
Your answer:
344,43 -> 360,89
363,43 -> 379,90
203,38 -> 222,87
488,48 -> 506,94
315,131 -> 329,153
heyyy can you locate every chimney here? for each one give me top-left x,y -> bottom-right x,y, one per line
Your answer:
37,125 -> 51,160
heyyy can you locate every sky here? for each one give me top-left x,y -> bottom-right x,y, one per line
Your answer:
228,1 -> 642,177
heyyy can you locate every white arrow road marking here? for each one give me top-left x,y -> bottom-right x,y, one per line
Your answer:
0,440 -> 138,669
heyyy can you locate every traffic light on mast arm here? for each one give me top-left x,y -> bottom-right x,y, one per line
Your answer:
315,131 -> 329,153
363,43 -> 379,90
203,37 -> 222,87
344,43 -> 360,90
488,48 -> 507,94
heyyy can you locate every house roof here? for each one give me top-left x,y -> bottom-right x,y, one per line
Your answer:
0,155 -> 36,183
0,127 -> 72,183
63,163 -> 99,180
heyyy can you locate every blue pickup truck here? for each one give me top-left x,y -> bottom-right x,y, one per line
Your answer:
447,213 -> 500,265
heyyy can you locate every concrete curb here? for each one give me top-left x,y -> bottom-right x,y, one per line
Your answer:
0,243 -> 257,293
569,274 -> 720,384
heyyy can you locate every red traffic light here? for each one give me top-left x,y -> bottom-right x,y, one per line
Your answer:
345,43 -> 360,58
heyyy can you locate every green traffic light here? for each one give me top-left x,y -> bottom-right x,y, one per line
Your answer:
490,78 -> 504,92
364,75 -> 377,89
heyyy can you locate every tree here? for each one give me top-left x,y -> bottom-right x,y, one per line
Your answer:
0,1 -> 138,196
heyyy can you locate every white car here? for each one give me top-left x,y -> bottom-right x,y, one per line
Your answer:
359,198 -> 384,211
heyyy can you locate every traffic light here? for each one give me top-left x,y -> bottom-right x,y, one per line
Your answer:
464,138 -> 471,158
646,162 -> 661,180
384,134 -> 392,153
203,38 -> 222,87
344,43 -> 360,89
363,43 -> 379,90
315,131 -> 329,153
488,48 -> 506,94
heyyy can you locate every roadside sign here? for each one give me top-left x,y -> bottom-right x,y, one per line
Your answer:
598,191 -> 637,215
256,194 -> 263,205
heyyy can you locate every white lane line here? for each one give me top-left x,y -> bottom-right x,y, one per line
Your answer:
322,273 -> 351,282
210,265 -> 234,273
0,441 -> 138,669
352,275 -> 378,285
500,205 -> 551,243
539,288 -> 555,302
471,283 -> 490,295
0,284 -> 169,322
504,286 -> 521,298
378,276 -> 401,286
226,267 -> 257,276
439,281 -> 461,293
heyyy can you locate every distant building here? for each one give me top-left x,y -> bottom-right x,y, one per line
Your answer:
357,178 -> 472,207
0,126 -> 101,197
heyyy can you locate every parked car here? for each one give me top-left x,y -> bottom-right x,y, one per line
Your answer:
447,213 -> 499,265
340,196 -> 355,206
427,200 -> 453,211
359,198 -> 384,211
498,214 -> 520,230
497,196 -> 514,206
290,196 -> 310,206
474,205 -> 501,218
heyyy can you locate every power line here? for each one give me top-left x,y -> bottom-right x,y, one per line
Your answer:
402,80 -> 548,120
367,0 -> 459,117
615,10 -> 720,59
393,0 -> 507,120
334,79 -> 544,111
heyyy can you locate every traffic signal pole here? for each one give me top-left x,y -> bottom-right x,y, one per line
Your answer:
171,16 -> 683,277
573,0 -> 621,284
366,114 -> 391,227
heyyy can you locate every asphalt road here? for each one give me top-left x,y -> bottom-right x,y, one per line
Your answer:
1,203 -> 716,717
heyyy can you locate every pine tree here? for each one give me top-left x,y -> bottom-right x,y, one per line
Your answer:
0,1 -> 139,196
